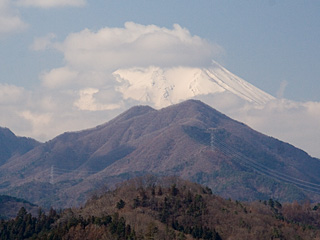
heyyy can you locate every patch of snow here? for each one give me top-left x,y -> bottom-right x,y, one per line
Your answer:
113,62 -> 275,108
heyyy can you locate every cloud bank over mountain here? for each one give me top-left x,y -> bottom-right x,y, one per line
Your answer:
39,22 -> 222,88
1,22 -> 320,158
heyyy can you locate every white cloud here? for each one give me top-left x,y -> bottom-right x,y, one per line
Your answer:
41,67 -> 79,89
276,80 -> 288,99
0,83 -> 26,104
74,88 -> 121,111
30,33 -> 56,51
37,22 -> 223,110
20,110 -> 52,128
16,0 -> 86,8
0,0 -> 27,35
220,99 -> 320,158
57,22 -> 222,71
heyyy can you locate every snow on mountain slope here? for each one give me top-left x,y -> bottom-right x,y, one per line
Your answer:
113,62 -> 275,108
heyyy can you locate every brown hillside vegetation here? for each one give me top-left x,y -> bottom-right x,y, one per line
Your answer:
78,176 -> 320,240
3,176 -> 320,239
2,100 -> 320,208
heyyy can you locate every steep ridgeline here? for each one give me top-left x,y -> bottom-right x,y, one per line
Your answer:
0,127 -> 40,166
1,100 -> 320,208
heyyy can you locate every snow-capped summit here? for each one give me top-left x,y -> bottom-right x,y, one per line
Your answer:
113,62 -> 275,108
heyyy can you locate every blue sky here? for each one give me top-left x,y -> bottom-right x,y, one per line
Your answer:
1,0 -> 320,157
2,0 -> 320,100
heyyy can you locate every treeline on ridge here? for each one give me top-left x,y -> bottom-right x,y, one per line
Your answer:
2,176 -> 320,239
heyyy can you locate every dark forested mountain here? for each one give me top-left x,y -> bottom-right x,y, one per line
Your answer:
0,127 -> 40,166
1,100 -> 320,208
2,177 -> 320,240
0,195 -> 38,219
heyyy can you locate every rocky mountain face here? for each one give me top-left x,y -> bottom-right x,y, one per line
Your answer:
1,100 -> 320,208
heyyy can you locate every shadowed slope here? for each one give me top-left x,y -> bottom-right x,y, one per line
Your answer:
1,100 -> 320,208
0,127 -> 40,166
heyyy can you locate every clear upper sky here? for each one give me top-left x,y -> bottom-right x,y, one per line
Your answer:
1,0 -> 319,101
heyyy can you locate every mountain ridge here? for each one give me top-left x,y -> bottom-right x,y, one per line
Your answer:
0,100 -> 320,208
0,127 -> 40,166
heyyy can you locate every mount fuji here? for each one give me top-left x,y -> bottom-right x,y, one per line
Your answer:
113,61 -> 275,109
112,62 -> 320,159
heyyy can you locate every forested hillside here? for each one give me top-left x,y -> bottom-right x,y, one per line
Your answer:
0,195 -> 38,220
2,177 -> 320,239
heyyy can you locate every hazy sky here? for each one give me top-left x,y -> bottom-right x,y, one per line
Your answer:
1,0 -> 320,157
